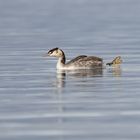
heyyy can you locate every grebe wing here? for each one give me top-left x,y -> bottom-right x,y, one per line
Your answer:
66,55 -> 87,65
84,56 -> 103,62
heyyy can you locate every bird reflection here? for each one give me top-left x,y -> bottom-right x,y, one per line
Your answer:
56,66 -> 122,88
107,65 -> 122,77
56,68 -> 103,88
56,70 -> 66,88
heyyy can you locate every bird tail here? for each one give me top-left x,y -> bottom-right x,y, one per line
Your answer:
106,56 -> 122,66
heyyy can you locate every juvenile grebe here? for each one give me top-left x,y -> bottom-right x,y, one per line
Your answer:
47,48 -> 122,70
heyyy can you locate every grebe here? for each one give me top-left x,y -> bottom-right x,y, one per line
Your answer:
47,48 -> 122,70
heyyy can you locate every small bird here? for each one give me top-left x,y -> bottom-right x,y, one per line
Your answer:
106,56 -> 122,66
46,48 -> 122,70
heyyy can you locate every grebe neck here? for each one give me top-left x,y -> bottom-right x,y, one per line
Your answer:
56,51 -> 66,69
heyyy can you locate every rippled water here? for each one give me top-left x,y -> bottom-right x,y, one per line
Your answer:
0,0 -> 140,140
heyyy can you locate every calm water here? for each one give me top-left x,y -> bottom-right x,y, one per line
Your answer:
0,0 -> 140,140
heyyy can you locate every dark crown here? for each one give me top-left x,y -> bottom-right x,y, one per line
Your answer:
48,47 -> 58,54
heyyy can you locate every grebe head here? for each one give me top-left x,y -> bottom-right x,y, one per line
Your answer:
48,48 -> 63,58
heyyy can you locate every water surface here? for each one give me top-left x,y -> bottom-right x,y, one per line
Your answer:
0,0 -> 140,140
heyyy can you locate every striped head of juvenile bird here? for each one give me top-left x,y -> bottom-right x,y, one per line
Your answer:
106,56 -> 122,66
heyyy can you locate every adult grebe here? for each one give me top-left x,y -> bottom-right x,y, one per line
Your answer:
47,48 -> 122,70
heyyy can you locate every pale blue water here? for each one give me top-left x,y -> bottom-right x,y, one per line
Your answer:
0,0 -> 140,140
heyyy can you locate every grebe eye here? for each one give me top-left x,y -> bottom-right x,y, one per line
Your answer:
48,51 -> 52,54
